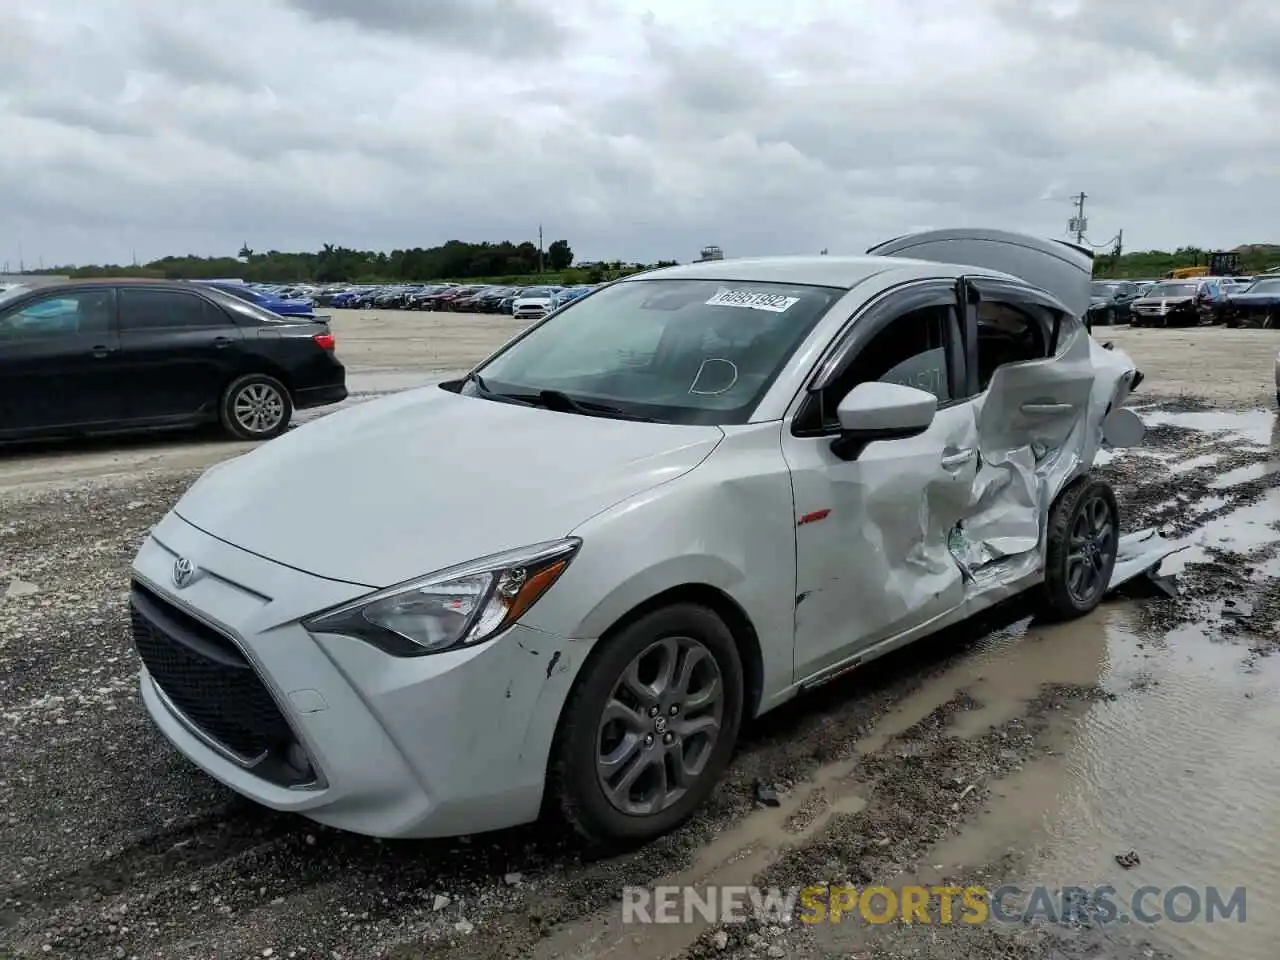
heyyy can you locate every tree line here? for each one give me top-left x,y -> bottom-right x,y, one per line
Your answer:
24,239 -> 1279,284
29,238 -> 592,284
1093,244 -> 1280,279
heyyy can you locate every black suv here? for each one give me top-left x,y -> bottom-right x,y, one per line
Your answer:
0,280 -> 347,443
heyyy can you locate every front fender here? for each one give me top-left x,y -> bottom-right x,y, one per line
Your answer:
518,423 -> 799,711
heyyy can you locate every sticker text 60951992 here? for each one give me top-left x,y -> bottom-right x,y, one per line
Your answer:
705,290 -> 800,313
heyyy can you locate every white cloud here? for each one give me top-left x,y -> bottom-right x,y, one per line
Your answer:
2,0 -> 1278,266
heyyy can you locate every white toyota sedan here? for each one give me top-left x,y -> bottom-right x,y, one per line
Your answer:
129,229 -> 1175,844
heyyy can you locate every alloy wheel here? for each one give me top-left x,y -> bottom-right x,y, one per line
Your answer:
1066,492 -> 1115,604
233,383 -> 286,435
596,636 -> 724,816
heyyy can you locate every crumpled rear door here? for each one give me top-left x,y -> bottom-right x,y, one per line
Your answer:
965,321 -> 1098,560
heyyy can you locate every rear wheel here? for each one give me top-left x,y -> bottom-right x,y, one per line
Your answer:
220,373 -> 293,441
550,603 -> 744,845
1037,478 -> 1119,621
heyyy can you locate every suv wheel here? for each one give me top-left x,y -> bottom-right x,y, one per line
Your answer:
220,374 -> 293,441
1037,478 -> 1119,621
550,603 -> 744,845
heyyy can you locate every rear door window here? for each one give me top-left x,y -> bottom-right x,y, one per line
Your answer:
119,289 -> 227,331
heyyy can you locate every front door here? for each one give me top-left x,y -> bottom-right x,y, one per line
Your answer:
0,287 -> 123,435
116,287 -> 245,420
781,283 -> 980,681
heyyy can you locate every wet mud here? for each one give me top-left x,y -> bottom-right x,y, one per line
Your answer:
2,393 -> 1278,960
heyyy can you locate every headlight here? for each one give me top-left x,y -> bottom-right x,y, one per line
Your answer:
302,539 -> 580,656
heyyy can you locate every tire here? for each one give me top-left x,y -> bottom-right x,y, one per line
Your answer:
549,603 -> 745,845
219,373 -> 293,441
1036,477 -> 1119,622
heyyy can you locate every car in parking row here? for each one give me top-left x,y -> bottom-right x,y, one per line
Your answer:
0,280 -> 347,443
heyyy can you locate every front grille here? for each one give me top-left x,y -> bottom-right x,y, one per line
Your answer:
130,581 -> 293,761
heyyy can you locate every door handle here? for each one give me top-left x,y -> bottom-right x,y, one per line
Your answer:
941,449 -> 976,470
1021,402 -> 1073,415
89,345 -> 117,358
212,336 -> 233,348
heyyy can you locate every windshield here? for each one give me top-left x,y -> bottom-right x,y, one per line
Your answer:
1242,279 -> 1280,295
1146,282 -> 1198,298
1091,283 -> 1119,297
518,287 -> 557,298
471,278 -> 844,425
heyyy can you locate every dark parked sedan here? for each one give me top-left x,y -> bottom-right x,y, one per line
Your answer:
1087,280 -> 1140,325
0,280 -> 347,443
1223,277 -> 1280,329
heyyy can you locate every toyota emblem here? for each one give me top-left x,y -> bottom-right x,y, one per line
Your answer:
172,556 -> 196,589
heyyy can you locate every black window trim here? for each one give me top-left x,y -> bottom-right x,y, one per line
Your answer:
791,279 -> 964,438
116,285 -> 232,332
959,277 -> 1074,399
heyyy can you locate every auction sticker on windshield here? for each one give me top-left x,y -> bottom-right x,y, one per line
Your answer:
706,290 -> 800,312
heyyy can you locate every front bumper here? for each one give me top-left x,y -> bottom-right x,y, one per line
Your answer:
130,513 -> 587,838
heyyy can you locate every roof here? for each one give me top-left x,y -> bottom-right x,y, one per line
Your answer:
622,255 -> 929,289
5,278 -> 215,296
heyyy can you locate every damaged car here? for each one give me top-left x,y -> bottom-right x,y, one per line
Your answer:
1128,278 -> 1225,327
128,229 -> 1177,845
1222,276 -> 1280,329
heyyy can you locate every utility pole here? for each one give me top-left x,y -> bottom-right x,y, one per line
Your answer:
1069,192 -> 1087,244
17,240 -> 23,274
537,224 -> 544,274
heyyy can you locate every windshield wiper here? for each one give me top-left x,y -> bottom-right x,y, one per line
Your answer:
466,375 -> 654,421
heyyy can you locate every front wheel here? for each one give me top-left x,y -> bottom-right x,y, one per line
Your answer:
220,373 -> 293,441
1036,478 -> 1119,621
549,603 -> 744,845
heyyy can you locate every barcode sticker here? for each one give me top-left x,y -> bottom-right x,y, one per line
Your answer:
705,290 -> 800,313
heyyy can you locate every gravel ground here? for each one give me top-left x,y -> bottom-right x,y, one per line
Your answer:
2,322 -> 1278,959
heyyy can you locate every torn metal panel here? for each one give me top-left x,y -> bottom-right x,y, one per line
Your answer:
1109,528 -> 1186,590
871,230 -> 1143,584
789,228 -> 1153,687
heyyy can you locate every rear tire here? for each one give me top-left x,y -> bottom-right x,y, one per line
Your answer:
219,373 -> 293,441
1036,478 -> 1119,622
549,603 -> 744,845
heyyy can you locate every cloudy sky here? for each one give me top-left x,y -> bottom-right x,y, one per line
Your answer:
2,0 -> 1278,267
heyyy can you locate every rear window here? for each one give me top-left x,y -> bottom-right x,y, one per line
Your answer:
203,287 -> 291,324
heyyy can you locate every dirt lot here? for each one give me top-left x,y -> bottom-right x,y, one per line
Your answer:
2,318 -> 1278,960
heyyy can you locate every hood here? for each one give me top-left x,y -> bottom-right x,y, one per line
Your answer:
515,295 -> 553,304
1134,295 -> 1193,305
1229,292 -> 1280,303
174,387 -> 723,587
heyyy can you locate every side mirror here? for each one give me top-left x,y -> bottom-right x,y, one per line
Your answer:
831,382 -> 937,459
